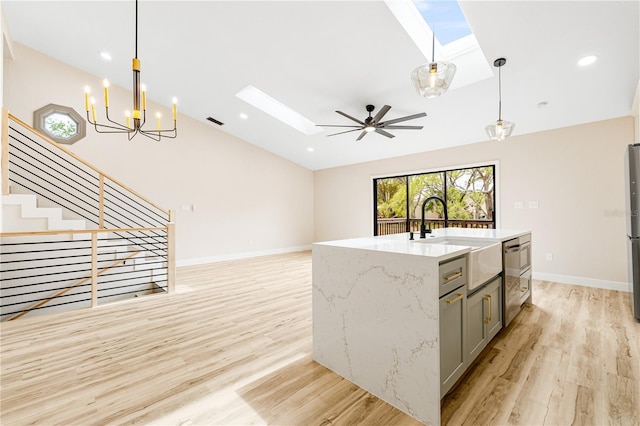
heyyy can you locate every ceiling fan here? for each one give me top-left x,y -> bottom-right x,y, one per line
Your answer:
317,104 -> 427,141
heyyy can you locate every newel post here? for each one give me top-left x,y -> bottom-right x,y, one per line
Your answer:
2,108 -> 10,195
167,210 -> 176,294
91,232 -> 98,307
99,175 -> 105,228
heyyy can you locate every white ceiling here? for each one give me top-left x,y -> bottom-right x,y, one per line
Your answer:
3,1 -> 639,170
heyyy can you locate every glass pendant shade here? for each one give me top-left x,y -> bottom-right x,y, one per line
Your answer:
485,119 -> 515,141
411,61 -> 457,98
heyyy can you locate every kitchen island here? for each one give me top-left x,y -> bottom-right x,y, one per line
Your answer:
312,229 -> 530,425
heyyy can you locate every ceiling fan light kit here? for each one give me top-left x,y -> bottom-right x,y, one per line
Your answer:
317,104 -> 426,141
411,33 -> 457,98
485,57 -> 515,141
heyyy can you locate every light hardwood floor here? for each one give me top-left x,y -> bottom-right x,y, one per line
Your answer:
1,251 -> 638,425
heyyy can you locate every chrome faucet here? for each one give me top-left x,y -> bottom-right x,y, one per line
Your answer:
420,196 -> 448,238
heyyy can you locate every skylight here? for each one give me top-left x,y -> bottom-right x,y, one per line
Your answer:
235,85 -> 321,136
385,0 -> 492,89
412,1 -> 472,46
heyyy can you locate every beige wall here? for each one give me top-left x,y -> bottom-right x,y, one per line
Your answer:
314,117 -> 634,288
4,43 -> 314,264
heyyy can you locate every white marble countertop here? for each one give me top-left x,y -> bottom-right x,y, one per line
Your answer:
420,227 -> 530,242
314,228 -> 530,262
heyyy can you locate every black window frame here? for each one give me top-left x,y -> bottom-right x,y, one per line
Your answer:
373,164 -> 497,236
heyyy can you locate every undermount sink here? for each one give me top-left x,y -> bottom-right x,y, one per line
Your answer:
415,237 -> 502,291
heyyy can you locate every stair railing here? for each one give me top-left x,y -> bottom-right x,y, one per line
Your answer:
1,108 -> 175,320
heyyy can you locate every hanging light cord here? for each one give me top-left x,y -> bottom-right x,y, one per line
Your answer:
431,32 -> 435,62
498,64 -> 503,121
135,0 -> 138,58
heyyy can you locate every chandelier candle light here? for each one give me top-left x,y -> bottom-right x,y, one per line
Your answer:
411,32 -> 456,98
84,0 -> 177,141
485,58 -> 515,141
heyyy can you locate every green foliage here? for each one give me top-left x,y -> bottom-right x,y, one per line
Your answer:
45,117 -> 77,138
376,166 -> 494,221
376,177 -> 406,218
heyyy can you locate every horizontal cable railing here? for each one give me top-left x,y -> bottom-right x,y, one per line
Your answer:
1,228 -> 170,321
1,109 -> 175,321
376,218 -> 495,236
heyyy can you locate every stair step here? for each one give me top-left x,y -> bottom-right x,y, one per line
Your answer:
2,194 -> 87,233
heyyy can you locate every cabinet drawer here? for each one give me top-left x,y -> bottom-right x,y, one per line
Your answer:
439,256 -> 467,297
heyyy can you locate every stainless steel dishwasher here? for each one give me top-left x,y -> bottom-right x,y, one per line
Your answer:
503,234 -> 532,327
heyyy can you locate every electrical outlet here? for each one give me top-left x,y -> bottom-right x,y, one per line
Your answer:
514,201 -> 524,209
546,253 -> 553,261
528,201 -> 539,209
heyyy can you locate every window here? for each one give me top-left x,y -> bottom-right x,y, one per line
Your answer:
33,104 -> 86,145
374,165 -> 495,235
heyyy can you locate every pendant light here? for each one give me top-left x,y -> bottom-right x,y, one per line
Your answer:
410,32 -> 456,98
84,0 -> 178,141
485,58 -> 515,141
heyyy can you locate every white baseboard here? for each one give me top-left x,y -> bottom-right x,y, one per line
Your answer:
176,245 -> 312,267
533,272 -> 629,292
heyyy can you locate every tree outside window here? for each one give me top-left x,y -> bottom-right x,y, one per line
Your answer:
374,165 -> 495,235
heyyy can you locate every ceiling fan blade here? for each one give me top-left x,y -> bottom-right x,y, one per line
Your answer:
316,124 -> 362,128
336,111 -> 365,125
375,128 -> 395,138
371,105 -> 391,124
355,130 -> 368,141
327,128 -> 363,137
379,112 -> 427,126
383,125 -> 424,130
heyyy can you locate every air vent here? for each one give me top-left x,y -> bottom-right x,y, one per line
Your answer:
206,116 -> 224,126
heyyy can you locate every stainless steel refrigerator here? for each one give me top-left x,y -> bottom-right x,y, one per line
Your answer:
625,144 -> 640,322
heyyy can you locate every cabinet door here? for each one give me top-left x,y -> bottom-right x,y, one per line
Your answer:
485,276 -> 503,341
466,289 -> 487,363
439,287 -> 466,397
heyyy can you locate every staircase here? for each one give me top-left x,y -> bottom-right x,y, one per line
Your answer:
0,109 -> 175,321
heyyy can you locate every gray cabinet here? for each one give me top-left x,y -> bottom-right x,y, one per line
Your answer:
466,276 -> 502,364
439,262 -> 467,397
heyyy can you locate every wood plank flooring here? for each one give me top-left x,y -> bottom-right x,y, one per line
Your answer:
1,251 -> 639,425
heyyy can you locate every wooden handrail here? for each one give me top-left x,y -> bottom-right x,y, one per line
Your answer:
0,226 -> 168,238
8,250 -> 143,321
7,112 -> 169,216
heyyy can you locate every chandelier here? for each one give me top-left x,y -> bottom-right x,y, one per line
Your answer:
84,0 -> 177,141
410,32 -> 456,98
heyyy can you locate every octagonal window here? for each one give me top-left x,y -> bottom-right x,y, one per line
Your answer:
33,104 -> 86,145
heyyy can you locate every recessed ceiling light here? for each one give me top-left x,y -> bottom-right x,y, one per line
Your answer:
239,113 -> 248,119
577,55 -> 598,67
307,147 -> 314,152
100,51 -> 112,61
537,101 -> 548,109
